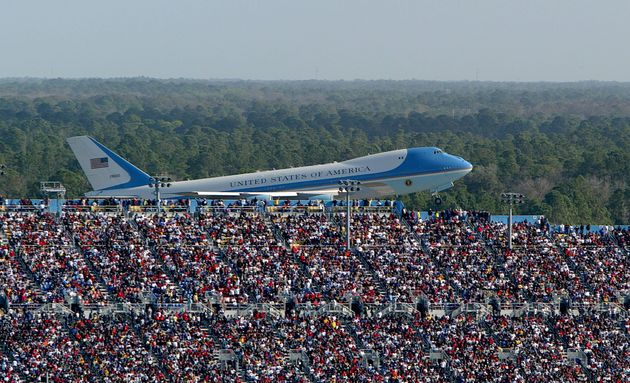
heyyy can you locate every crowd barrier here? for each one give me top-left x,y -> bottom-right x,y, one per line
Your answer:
4,299 -> 626,318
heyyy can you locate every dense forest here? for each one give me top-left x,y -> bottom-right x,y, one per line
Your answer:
0,78 -> 628,224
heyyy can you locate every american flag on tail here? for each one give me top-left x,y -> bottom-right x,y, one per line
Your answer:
90,157 -> 109,169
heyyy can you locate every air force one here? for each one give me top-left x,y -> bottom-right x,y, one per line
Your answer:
67,136 -> 473,203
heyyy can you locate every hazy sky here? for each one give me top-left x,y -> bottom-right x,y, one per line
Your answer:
1,0 -> 629,81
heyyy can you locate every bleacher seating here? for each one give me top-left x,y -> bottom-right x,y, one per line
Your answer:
0,203 -> 627,381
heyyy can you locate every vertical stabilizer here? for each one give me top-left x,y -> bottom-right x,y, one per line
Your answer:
66,136 -> 151,191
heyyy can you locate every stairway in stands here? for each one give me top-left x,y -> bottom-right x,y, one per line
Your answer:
63,316 -> 106,383
62,220 -> 113,303
206,316 -> 246,382
334,211 -> 390,302
126,313 -> 174,382
264,211 -> 288,248
352,249 -> 389,300
0,317 -> 29,382
131,215 -> 185,303
0,221 -> 45,303
13,251 -> 47,301
283,348 -> 315,382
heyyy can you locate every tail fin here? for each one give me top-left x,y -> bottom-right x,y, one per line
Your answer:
67,136 -> 151,191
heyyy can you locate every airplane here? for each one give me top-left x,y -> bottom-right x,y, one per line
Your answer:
67,136 -> 473,204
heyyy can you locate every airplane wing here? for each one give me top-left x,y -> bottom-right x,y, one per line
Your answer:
170,191 -> 244,199
262,190 -> 342,199
172,189 -> 342,200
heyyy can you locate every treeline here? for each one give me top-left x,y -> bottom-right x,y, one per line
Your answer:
0,79 -> 628,224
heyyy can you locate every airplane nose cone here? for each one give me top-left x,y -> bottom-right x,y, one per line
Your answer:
453,155 -> 473,172
447,153 -> 473,173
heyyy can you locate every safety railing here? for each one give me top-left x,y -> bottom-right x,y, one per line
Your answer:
3,299 -> 626,319
266,205 -> 325,214
327,205 -> 396,214
128,205 -> 190,213
0,205 -> 43,212
198,205 -> 260,215
63,204 -> 123,213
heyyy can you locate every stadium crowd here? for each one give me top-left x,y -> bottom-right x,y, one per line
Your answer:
0,204 -> 628,382
1,310 -> 96,382
1,308 -> 625,382
134,309 -> 241,383
1,213 -> 103,304
64,212 -> 179,303
0,240 -> 40,304
68,313 -> 167,382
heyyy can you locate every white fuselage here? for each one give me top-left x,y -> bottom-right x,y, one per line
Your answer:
86,148 -> 473,200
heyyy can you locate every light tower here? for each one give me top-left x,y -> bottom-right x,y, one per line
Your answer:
338,180 -> 361,249
501,192 -> 525,250
0,164 -> 6,202
148,176 -> 171,213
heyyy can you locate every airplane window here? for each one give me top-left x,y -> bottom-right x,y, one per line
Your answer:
433,150 -> 443,154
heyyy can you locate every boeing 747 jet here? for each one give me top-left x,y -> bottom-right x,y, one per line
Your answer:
67,136 -> 473,203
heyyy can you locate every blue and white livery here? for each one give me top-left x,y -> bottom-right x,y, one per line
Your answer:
67,136 -> 473,201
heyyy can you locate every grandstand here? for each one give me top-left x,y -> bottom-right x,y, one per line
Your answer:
0,198 -> 628,382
